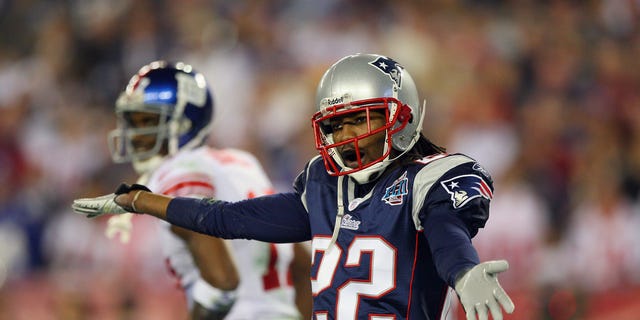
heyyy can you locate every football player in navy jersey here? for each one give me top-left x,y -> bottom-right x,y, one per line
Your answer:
74,53 -> 515,320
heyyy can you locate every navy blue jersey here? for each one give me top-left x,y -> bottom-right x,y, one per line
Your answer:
167,153 -> 493,320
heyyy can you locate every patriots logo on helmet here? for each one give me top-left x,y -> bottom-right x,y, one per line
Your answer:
441,174 -> 493,209
369,56 -> 402,88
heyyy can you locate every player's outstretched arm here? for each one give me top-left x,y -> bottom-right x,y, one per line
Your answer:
74,183 -> 312,243
72,183 -> 173,220
454,260 -> 515,320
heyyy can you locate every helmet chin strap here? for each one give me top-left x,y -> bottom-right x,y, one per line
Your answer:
346,155 -> 392,184
327,175 -> 345,252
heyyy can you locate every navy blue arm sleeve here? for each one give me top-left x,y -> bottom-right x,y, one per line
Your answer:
166,192 -> 312,243
422,203 -> 480,287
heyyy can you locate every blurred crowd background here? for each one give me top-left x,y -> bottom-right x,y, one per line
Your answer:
1,0 -> 640,319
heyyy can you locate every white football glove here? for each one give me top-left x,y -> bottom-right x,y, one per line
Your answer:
71,183 -> 151,218
106,213 -> 134,243
72,193 -> 130,218
454,260 -> 515,320
192,278 -> 237,314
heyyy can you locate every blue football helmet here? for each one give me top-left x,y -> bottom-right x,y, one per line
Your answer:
108,61 -> 213,173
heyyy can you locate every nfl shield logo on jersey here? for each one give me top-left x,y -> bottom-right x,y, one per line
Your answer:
441,174 -> 493,209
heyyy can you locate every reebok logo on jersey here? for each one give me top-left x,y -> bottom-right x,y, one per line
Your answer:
472,162 -> 491,179
340,214 -> 361,231
441,174 -> 493,209
382,171 -> 409,206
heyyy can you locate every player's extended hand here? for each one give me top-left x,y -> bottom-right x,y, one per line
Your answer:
71,183 -> 151,218
72,192 -> 129,218
106,213 -> 134,243
454,260 -> 515,320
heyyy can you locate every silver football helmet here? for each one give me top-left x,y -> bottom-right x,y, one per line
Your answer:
312,53 -> 424,183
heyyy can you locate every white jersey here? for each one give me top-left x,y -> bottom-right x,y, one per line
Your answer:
145,146 -> 300,319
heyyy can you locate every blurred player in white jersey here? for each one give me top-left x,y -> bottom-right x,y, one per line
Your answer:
105,61 -> 311,319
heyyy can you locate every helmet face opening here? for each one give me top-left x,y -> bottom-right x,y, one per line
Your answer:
108,107 -> 170,163
312,97 -> 411,177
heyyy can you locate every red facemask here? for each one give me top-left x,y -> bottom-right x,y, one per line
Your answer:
312,97 -> 412,177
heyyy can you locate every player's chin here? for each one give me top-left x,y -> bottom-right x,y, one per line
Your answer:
343,156 -> 373,169
133,144 -> 155,153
